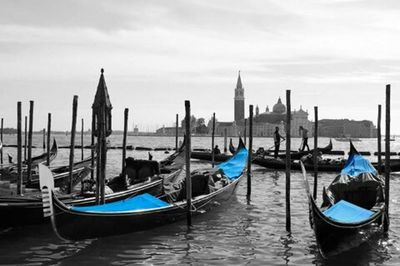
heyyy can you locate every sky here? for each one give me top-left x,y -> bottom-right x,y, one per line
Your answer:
0,0 -> 399,133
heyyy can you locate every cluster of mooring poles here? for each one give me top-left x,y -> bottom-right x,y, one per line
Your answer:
0,71 -> 393,234
6,101 -> 53,194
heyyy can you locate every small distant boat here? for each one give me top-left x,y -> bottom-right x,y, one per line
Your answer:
39,139 -> 248,240
335,137 -> 361,142
301,142 -> 387,257
273,139 -> 333,160
0,139 -> 58,172
194,139 -> 333,163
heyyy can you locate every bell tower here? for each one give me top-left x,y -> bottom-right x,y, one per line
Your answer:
234,71 -> 245,122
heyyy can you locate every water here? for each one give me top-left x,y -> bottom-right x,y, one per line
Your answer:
1,135 -> 400,265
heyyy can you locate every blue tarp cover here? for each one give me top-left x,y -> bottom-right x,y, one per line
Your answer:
341,154 -> 377,177
71,193 -> 170,213
323,200 -> 374,223
217,148 -> 248,180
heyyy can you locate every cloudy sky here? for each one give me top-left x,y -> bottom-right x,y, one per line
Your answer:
0,0 -> 399,133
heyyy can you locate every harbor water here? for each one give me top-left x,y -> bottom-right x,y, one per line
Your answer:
1,135 -> 400,265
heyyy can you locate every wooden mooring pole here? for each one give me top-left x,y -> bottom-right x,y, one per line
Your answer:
0,117 -> 3,164
27,101 -> 34,185
377,105 -> 382,174
99,105 -> 107,205
313,106 -> 318,200
384,85 -> 391,232
81,118 -> 84,161
211,112 -> 216,167
91,111 -> 95,180
247,105 -> 253,203
42,128 -> 46,150
68,95 -> 78,194
24,116 -> 27,161
175,114 -> 179,151
224,128 -> 227,153
122,108 -> 128,176
285,90 -> 291,232
244,118 -> 247,146
17,102 -> 22,195
185,100 -> 192,227
46,113 -> 51,166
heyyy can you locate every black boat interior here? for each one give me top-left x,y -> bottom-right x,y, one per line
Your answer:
321,172 -> 384,211
107,158 -> 161,192
162,168 -> 228,203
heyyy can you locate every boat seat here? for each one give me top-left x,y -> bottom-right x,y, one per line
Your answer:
341,186 -> 383,210
323,187 -> 382,210
163,169 -> 220,202
323,200 -> 374,224
125,158 -> 160,185
71,193 -> 170,213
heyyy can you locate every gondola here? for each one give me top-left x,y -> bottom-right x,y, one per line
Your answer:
0,140 -> 80,189
29,156 -> 93,189
190,151 -> 232,162
0,143 -> 185,227
25,139 -> 58,166
301,142 -> 388,257
272,139 -> 333,160
191,138 -> 237,161
0,139 -> 58,171
192,139 -> 333,163
335,137 -> 361,142
253,155 -> 400,173
191,138 -> 238,161
39,139 -> 248,240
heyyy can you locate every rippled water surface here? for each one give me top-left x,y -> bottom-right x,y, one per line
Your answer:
1,135 -> 400,265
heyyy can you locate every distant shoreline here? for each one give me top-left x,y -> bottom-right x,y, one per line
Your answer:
1,132 -> 383,139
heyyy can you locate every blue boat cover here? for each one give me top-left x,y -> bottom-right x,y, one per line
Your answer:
217,148 -> 248,180
341,154 -> 377,177
71,193 -> 170,213
323,200 -> 374,223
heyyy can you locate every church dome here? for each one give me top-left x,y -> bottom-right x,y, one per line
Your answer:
273,98 -> 286,114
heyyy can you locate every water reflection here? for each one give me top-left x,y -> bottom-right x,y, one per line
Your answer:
1,137 -> 400,265
280,233 -> 294,265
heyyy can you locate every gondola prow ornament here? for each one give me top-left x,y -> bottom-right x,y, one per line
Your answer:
92,68 -> 113,204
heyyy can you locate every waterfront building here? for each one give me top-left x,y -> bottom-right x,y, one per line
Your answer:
319,119 -> 376,138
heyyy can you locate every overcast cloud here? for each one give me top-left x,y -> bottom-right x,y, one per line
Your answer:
0,0 -> 399,132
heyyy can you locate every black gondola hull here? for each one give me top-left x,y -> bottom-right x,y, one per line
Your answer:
52,176 -> 241,240
0,142 -> 186,227
191,152 -> 232,162
0,174 -> 169,227
308,194 -> 384,257
253,157 -> 400,172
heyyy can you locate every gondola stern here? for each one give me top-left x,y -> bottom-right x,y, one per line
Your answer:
349,140 -> 359,156
238,137 -> 245,150
52,138 -> 57,149
229,138 -> 236,154
326,139 -> 333,151
179,135 -> 186,152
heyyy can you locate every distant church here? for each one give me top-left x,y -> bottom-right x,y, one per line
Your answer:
215,72 -> 313,137
234,71 -> 245,123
